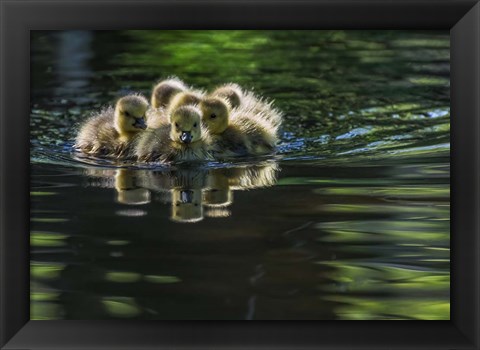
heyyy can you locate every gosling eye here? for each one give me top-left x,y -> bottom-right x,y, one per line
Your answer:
175,123 -> 179,128
210,113 -> 217,119
125,111 -> 131,117
193,123 -> 197,128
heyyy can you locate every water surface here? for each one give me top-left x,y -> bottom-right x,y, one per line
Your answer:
31,30 -> 450,320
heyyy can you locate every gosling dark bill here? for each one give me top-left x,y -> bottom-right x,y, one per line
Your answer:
180,131 -> 193,144
133,117 -> 147,130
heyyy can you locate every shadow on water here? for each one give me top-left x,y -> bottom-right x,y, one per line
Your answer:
30,30 -> 449,320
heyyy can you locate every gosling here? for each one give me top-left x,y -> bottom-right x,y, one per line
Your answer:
210,83 -> 282,131
75,94 -> 148,157
150,77 -> 188,109
199,97 -> 278,157
135,105 -> 214,163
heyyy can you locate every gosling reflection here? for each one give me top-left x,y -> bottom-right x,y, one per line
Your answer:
84,161 -> 279,223
115,169 -> 151,205
201,169 -> 232,218
171,189 -> 203,223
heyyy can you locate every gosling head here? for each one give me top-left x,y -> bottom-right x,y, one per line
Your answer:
167,91 -> 203,114
199,97 -> 230,135
114,95 -> 148,137
212,83 -> 243,109
151,77 -> 186,109
170,106 -> 203,145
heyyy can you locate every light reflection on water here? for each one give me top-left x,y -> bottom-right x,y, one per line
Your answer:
30,30 -> 450,320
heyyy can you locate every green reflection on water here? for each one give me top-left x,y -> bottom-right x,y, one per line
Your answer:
31,301 -> 64,320
317,185 -> 449,198
31,191 -> 57,196
102,297 -> 142,318
144,275 -> 182,284
326,297 -> 449,320
31,232 -> 69,247
105,272 -> 142,283
31,263 -> 66,280
319,220 -> 448,241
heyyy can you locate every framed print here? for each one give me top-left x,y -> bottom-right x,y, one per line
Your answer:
1,0 -> 479,349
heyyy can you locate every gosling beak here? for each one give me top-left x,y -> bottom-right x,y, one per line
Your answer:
180,190 -> 194,203
133,117 -> 147,130
180,131 -> 193,144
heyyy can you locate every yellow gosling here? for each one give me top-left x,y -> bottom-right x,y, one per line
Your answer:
135,105 -> 214,163
75,94 -> 148,157
150,77 -> 188,109
200,97 -> 278,157
210,83 -> 243,109
210,83 -> 283,131
199,97 -> 249,157
167,90 -> 205,114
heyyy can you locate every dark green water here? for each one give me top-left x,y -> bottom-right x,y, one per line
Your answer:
30,30 -> 450,320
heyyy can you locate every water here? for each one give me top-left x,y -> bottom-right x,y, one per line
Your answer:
30,30 -> 450,320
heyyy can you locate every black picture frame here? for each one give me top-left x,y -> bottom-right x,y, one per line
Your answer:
1,0 -> 479,349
